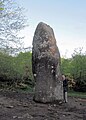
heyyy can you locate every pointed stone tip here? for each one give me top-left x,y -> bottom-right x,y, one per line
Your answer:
36,22 -> 54,35
37,22 -> 51,29
38,22 -> 48,25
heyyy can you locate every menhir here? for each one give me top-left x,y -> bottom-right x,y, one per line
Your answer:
32,22 -> 63,103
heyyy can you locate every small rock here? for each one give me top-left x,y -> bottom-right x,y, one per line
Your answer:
13,116 -> 17,119
53,104 -> 56,107
23,104 -> 28,107
18,116 -> 23,119
6,105 -> 14,108
63,114 -> 65,117
23,113 -> 33,119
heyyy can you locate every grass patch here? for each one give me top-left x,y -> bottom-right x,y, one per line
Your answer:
68,90 -> 86,98
15,83 -> 34,93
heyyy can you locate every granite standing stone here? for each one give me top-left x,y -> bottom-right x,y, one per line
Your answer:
32,22 -> 63,103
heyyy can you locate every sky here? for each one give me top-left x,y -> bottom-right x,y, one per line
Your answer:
16,0 -> 86,58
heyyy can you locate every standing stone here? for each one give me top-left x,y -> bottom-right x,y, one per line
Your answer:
32,22 -> 63,103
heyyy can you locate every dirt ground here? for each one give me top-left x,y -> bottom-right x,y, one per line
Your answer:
0,89 -> 86,120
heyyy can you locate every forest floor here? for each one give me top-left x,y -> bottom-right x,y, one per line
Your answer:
0,89 -> 86,120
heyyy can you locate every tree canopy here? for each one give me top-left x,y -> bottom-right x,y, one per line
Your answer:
61,48 -> 86,92
0,0 -> 28,55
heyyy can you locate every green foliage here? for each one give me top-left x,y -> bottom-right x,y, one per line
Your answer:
0,1 -> 4,11
0,51 -> 33,88
68,91 -> 86,98
15,52 -> 33,79
74,80 -> 86,92
0,7 -> 4,10
61,48 -> 86,92
61,58 -> 73,77
0,52 -> 18,87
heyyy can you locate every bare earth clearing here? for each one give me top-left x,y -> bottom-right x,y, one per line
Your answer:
0,90 -> 86,120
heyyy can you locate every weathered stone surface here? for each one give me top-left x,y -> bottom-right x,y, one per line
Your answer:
32,22 -> 63,103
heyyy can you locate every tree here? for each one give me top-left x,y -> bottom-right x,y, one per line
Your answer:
71,48 -> 86,92
0,1 -> 4,10
0,0 -> 28,55
0,51 -> 18,86
71,48 -> 86,80
15,52 -> 33,80
61,48 -> 86,92
0,51 -> 33,87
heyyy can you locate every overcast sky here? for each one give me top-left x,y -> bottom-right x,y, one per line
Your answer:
16,0 -> 86,58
